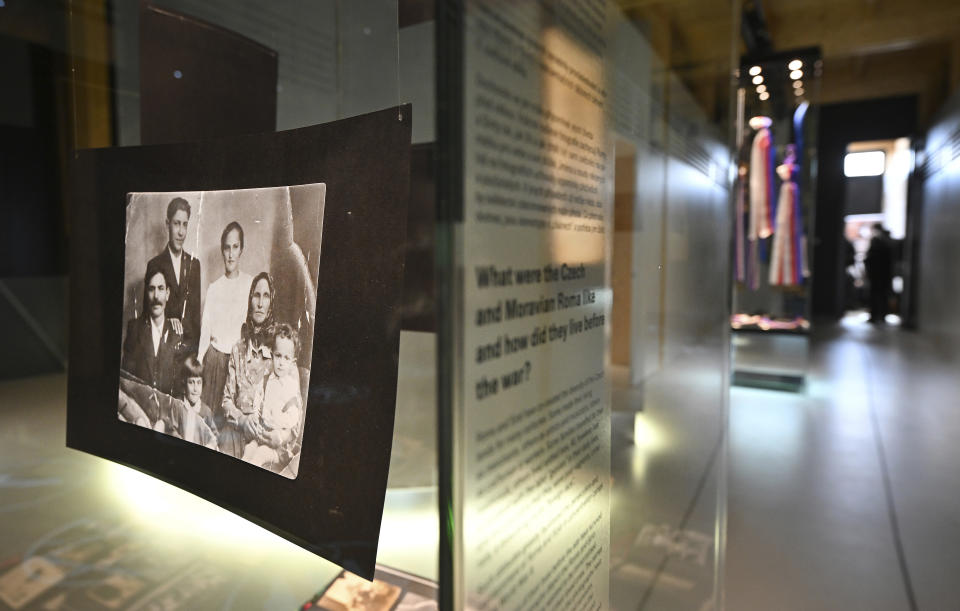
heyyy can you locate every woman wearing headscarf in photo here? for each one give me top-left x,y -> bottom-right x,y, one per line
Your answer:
198,222 -> 252,415
218,271 -> 275,458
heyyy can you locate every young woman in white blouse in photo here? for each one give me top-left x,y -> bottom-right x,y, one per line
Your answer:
198,222 -> 252,415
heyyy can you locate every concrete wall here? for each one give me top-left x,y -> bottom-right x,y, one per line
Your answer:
918,89 -> 960,347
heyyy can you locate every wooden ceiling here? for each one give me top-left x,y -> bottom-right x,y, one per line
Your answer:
619,0 -> 960,127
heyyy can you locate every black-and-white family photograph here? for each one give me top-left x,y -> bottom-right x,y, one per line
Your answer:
118,184 -> 325,479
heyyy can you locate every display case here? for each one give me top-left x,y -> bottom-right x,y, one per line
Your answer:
0,1 -> 738,609
731,48 -> 822,392
60,1 -> 440,607
437,2 -> 736,609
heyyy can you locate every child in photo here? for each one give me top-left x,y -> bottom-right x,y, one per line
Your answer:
168,356 -> 218,448
242,323 -> 303,468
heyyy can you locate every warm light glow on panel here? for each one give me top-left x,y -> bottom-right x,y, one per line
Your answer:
542,24 -> 606,268
844,151 -> 886,177
749,65 -> 762,76
756,84 -> 767,93
788,59 -> 803,71
759,91 -> 770,101
793,80 -> 803,89
633,413 -> 666,451
752,75 -> 764,85
790,69 -> 803,80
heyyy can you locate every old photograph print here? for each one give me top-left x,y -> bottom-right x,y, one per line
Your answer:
69,106 -> 411,577
118,184 -> 325,479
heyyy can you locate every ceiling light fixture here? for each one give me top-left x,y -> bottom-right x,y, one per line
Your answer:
790,69 -> 803,80
756,84 -> 767,93
749,65 -> 762,76
759,91 -> 770,101
788,59 -> 803,71
753,75 -> 764,85
793,80 -> 803,89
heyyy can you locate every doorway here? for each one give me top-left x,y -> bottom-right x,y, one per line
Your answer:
841,138 -> 911,325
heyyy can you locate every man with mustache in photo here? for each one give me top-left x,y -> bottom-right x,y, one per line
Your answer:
121,261 -> 183,395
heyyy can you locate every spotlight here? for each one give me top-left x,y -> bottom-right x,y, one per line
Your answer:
749,65 -> 762,76
788,59 -> 803,71
790,69 -> 803,80
756,84 -> 767,93
759,91 -> 770,101
753,75 -> 764,85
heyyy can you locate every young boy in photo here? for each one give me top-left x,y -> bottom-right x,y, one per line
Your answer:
242,323 -> 303,468
166,356 -> 219,448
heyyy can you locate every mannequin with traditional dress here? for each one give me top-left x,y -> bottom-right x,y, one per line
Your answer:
769,146 -> 801,286
746,116 -> 774,290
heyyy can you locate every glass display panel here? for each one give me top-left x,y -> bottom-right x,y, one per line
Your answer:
47,2 -> 441,609
438,1 -> 735,608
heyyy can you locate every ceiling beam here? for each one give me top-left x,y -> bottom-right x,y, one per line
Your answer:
766,0 -> 960,60
819,42 -> 952,126
617,0 -> 960,125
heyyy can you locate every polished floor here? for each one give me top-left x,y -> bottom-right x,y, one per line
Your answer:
727,319 -> 960,611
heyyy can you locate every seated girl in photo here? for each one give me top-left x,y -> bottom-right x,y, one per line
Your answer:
242,323 -> 303,468
117,357 -> 218,450
172,356 -> 219,446
153,357 -> 218,448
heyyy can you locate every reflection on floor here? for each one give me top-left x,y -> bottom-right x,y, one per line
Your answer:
727,320 -> 960,610
608,346 -> 725,611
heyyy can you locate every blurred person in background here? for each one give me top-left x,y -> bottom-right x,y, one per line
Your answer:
866,224 -> 893,324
